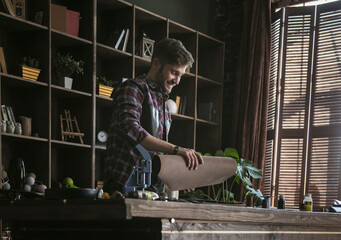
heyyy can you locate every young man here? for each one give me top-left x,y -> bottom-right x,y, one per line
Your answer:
104,38 -> 203,194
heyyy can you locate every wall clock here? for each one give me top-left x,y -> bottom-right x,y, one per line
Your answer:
97,130 -> 108,143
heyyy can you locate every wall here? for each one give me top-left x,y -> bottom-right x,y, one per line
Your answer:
124,0 -> 215,36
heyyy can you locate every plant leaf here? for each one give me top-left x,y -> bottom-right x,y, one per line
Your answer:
204,153 -> 212,156
241,158 -> 263,179
223,148 -> 239,160
215,150 -> 224,156
246,186 -> 263,206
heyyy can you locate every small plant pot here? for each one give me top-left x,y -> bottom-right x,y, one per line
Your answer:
22,66 -> 41,81
98,84 -> 113,98
64,77 -> 73,89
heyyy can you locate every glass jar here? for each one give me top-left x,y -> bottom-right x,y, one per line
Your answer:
1,227 -> 13,240
303,193 -> 313,212
278,195 -> 285,209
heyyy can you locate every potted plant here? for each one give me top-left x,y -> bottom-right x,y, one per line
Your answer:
211,148 -> 263,206
192,148 -> 263,206
54,52 -> 84,89
21,57 -> 41,81
96,75 -> 114,98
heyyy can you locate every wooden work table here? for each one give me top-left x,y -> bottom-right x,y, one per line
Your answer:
0,198 -> 341,239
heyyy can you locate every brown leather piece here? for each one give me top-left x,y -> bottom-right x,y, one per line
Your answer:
153,155 -> 237,191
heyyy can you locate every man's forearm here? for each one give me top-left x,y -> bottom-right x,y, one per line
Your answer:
140,135 -> 176,154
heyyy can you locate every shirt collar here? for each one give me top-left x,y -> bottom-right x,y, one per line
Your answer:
143,74 -> 169,100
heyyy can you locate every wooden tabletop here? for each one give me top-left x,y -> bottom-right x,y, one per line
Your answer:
0,198 -> 340,227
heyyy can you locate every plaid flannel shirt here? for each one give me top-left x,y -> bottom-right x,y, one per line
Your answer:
104,74 -> 171,186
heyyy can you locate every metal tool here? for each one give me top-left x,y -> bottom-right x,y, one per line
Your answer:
123,144 -> 152,194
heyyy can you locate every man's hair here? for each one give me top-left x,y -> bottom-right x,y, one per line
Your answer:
152,38 -> 194,68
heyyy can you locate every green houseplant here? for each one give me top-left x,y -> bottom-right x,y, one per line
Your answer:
55,52 -> 84,89
192,148 -> 263,206
20,56 -> 41,81
212,148 -> 263,206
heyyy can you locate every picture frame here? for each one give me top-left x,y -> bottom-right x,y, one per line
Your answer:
34,11 -> 43,25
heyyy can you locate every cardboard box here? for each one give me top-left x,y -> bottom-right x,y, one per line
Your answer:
66,9 -> 80,37
51,4 -> 66,32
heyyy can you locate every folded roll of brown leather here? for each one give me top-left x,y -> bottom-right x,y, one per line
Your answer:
152,155 -> 237,191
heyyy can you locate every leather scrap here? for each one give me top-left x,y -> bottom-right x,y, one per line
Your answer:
153,155 -> 237,191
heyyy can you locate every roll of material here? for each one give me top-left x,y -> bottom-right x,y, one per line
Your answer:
152,155 -> 237,191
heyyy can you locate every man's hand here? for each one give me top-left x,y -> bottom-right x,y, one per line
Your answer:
177,147 -> 204,170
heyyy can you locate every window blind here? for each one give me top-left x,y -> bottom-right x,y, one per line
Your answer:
266,1 -> 341,210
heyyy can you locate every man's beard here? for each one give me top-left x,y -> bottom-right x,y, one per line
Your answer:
155,66 -> 168,93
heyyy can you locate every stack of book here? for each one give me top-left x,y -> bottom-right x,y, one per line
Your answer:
1,105 -> 16,123
173,95 -> 187,115
108,28 -> 130,52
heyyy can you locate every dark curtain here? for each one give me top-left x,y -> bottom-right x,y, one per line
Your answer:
230,0 -> 271,192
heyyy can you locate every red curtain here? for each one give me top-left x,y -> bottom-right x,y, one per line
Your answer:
230,0 -> 271,193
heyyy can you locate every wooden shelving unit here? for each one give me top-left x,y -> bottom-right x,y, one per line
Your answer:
0,0 -> 224,189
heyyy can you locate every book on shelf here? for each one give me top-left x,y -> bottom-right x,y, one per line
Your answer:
175,96 -> 181,114
0,47 -> 7,74
6,106 -> 13,122
1,105 -> 8,121
179,96 -> 187,115
114,29 -> 126,49
8,106 -> 15,122
2,0 -> 15,16
122,28 -> 130,52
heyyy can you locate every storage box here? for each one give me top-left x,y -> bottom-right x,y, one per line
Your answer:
51,4 -> 80,37
51,4 -> 66,32
66,10 -> 80,37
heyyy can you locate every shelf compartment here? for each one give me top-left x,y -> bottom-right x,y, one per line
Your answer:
97,3 -> 133,53
170,76 -> 195,118
198,33 -> 224,82
195,123 -> 221,155
197,82 -> 222,125
168,119 -> 195,149
51,145 -> 92,188
51,36 -> 93,93
1,82 -> 49,139
2,139 -> 49,188
51,93 -> 92,145
0,29 -> 49,84
51,0 -> 94,41
134,6 -> 167,48
96,44 -> 133,81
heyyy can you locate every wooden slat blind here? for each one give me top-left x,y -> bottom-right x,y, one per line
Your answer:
278,138 -> 303,209
264,140 -> 274,197
309,137 -> 341,208
267,1 -> 341,210
282,13 -> 312,129
313,8 -> 341,126
268,17 -> 281,131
